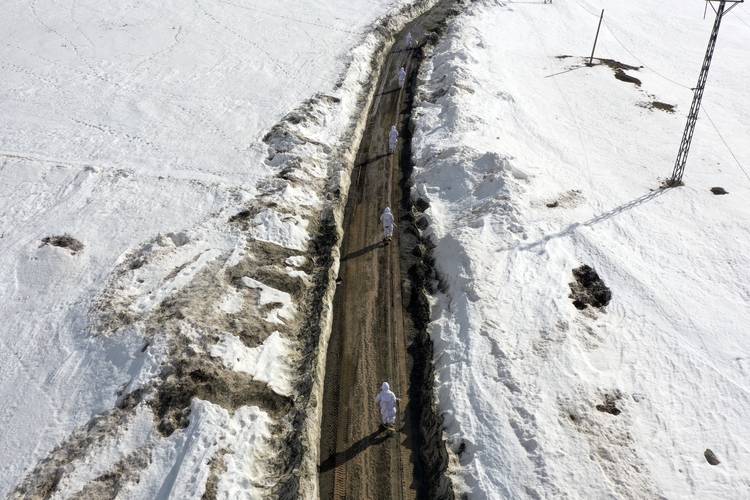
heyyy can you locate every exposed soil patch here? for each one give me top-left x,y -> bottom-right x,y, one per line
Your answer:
596,393 -> 622,416
569,265 -> 612,309
596,58 -> 640,72
228,209 -> 253,223
614,69 -> 641,87
10,406 -> 135,499
415,197 -> 430,212
711,186 -> 728,195
561,393 -> 660,497
202,449 -> 228,500
662,177 -> 684,188
593,58 -> 642,87
650,101 -> 675,113
70,448 -> 151,499
639,100 -> 676,113
40,234 -> 84,254
545,189 -> 583,209
152,358 -> 293,436
704,448 -> 721,465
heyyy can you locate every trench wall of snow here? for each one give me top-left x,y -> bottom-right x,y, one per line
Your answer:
411,0 -> 750,498
0,0 -> 441,496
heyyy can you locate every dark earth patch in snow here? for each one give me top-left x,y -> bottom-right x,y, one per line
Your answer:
662,177 -> 684,188
71,448 -> 151,498
592,58 -> 642,87
704,448 -> 721,465
545,189 -> 582,209
202,449 -> 228,500
228,208 -> 253,223
11,404 -> 137,499
639,100 -> 676,113
152,358 -> 293,436
595,58 -> 641,72
414,197 -> 430,212
596,393 -> 622,416
569,265 -> 612,309
457,441 -> 467,456
711,186 -> 728,195
40,234 -> 84,254
614,69 -> 641,87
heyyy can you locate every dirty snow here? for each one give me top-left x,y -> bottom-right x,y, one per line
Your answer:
413,0 -> 750,498
0,0 -> 431,496
249,208 -> 311,252
241,276 -> 297,324
212,331 -> 295,397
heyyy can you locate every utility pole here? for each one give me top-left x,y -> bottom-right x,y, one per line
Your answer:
668,0 -> 743,185
588,10 -> 605,66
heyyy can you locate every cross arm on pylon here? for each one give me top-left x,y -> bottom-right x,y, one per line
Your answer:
707,0 -> 744,16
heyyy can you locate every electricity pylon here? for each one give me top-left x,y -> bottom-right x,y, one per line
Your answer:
668,0 -> 743,185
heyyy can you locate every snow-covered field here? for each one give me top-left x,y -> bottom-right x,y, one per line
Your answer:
412,0 -> 750,497
0,0 -> 433,497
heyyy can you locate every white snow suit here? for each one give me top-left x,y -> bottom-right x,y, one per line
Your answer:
380,207 -> 395,240
398,67 -> 407,88
388,125 -> 399,153
405,31 -> 414,49
375,382 -> 398,425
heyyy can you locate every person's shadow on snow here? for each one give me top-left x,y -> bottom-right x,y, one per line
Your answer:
319,427 -> 391,472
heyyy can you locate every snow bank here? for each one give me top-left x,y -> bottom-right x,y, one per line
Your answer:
412,0 -> 750,497
212,331 -> 295,397
0,0 -> 442,496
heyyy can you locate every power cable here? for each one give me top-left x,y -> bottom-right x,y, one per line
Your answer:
701,106 -> 750,183
601,20 -> 694,91
727,10 -> 750,29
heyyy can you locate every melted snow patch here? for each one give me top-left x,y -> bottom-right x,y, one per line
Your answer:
127,400 -> 273,499
130,248 -> 222,315
240,276 -> 296,324
211,332 -> 294,397
251,208 -> 309,251
126,334 -> 170,393
286,268 -> 310,281
217,287 -> 245,315
51,406 -> 155,497
285,255 -> 307,267
217,405 -> 275,497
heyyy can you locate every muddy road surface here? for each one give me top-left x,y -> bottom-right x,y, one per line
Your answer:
318,3 -> 456,499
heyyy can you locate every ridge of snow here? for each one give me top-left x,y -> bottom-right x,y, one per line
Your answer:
412,0 -> 750,498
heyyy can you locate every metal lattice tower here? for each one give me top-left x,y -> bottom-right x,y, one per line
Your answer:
669,0 -> 743,185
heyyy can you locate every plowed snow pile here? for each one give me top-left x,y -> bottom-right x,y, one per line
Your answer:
411,0 -> 750,498
0,0 -> 433,497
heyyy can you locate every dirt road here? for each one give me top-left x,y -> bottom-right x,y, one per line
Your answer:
318,5 -> 454,499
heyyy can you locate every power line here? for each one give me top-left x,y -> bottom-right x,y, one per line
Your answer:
701,105 -> 750,183
601,20 -> 693,91
568,0 -> 601,18
728,10 -> 750,28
